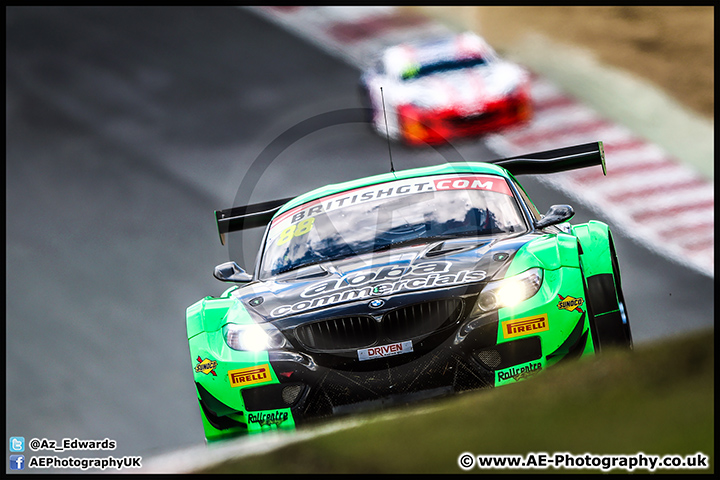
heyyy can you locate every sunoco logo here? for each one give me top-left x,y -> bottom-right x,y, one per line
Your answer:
195,356 -> 217,376
557,294 -> 584,314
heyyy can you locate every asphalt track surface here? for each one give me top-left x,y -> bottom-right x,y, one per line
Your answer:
5,6 -> 714,470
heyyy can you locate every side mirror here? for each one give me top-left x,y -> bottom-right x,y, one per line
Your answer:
213,261 -> 253,283
535,204 -> 574,230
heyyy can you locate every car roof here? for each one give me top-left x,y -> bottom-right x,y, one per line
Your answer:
382,32 -> 496,77
275,161 -> 512,217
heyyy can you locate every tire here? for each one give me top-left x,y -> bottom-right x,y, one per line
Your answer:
586,238 -> 633,352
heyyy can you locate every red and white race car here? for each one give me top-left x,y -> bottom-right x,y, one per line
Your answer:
360,32 -> 532,146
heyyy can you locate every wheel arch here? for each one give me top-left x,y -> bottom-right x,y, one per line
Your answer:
572,220 -> 614,278
573,221 -> 632,351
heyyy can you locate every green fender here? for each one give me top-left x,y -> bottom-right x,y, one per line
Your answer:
505,232 -> 581,277
571,221 -> 614,279
187,286 -> 239,339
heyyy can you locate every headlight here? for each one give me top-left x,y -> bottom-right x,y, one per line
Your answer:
223,323 -> 288,351
476,268 -> 543,312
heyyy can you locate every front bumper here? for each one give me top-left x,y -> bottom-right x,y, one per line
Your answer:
191,267 -> 593,439
194,309 -> 552,438
398,93 -> 532,146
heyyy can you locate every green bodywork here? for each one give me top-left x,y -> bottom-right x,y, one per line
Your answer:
188,287 -> 297,438
187,160 -> 622,441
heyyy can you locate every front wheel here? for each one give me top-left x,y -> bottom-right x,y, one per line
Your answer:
586,239 -> 633,352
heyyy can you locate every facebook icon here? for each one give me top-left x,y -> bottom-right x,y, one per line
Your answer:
10,455 -> 25,470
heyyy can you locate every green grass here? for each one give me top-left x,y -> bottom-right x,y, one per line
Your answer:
198,329 -> 714,474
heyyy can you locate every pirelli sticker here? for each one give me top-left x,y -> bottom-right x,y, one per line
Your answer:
228,364 -> 272,388
501,314 -> 549,339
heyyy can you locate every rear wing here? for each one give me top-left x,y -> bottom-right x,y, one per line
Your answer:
215,197 -> 294,245
214,141 -> 605,244
490,141 -> 606,176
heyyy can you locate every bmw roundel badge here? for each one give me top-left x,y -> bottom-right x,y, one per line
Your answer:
369,299 -> 385,309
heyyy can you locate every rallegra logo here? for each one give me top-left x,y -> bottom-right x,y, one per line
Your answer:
228,364 -> 271,388
248,410 -> 289,427
358,341 -> 413,361
497,361 -> 543,381
194,356 -> 218,376
557,294 -> 584,314
501,314 -> 549,339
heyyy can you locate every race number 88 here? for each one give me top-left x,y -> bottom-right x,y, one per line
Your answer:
277,217 -> 315,246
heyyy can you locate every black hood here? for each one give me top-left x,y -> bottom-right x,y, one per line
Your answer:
230,234 -> 536,325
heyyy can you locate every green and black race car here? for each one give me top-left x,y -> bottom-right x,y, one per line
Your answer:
187,141 -> 632,442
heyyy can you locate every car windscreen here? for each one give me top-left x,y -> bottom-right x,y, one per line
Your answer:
401,57 -> 487,80
259,173 -> 527,279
